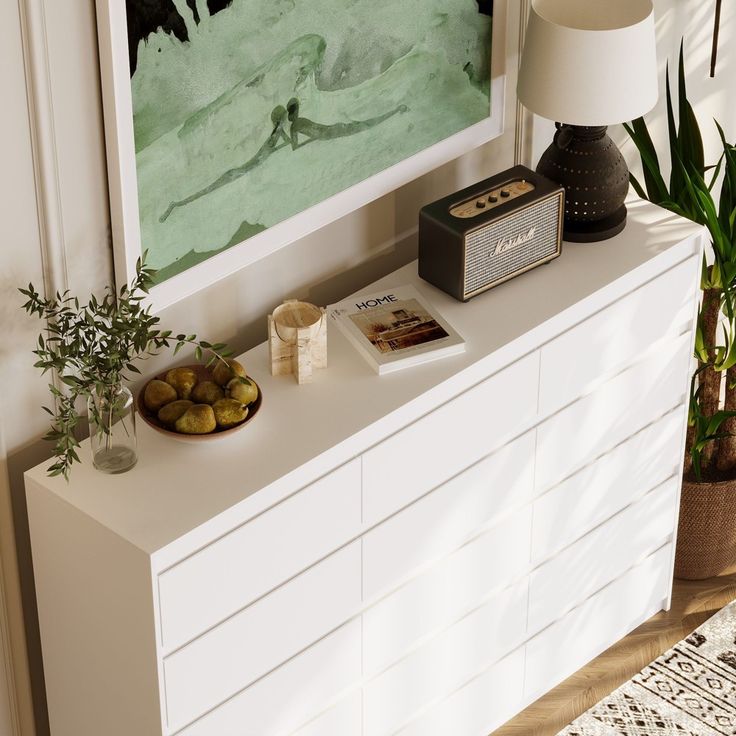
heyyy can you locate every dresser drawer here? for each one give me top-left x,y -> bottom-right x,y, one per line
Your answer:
364,507 -> 531,675
525,543 -> 672,701
363,578 -> 528,736
395,649 -> 525,736
291,692 -> 362,736
177,620 -> 361,736
536,332 -> 690,490
528,478 -> 678,635
363,430 -> 535,600
362,353 -> 539,526
532,409 -> 684,563
539,256 -> 697,416
164,542 -> 361,731
158,459 -> 361,651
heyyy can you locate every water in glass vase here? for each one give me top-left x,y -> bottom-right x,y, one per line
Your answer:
88,383 -> 137,474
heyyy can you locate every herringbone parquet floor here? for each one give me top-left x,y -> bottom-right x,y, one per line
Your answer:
493,565 -> 736,735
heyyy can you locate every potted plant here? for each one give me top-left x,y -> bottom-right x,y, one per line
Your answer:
626,44 -> 736,578
20,256 -> 232,479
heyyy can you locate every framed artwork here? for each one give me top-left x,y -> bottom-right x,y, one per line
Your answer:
97,0 -> 506,310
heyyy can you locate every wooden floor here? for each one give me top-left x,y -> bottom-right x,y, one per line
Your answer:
494,565 -> 736,735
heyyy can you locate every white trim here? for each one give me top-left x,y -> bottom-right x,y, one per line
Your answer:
18,0 -> 69,299
97,0 -> 508,312
7,1 -> 74,735
514,0 -> 534,167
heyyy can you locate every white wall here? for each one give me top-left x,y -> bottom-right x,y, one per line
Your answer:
1,2 -> 524,734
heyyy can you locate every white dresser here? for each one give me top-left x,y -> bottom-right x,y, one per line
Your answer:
25,200 -> 704,736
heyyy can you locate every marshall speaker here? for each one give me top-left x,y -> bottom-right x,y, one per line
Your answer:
419,165 -> 565,302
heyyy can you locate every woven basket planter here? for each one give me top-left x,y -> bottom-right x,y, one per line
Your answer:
674,477 -> 736,579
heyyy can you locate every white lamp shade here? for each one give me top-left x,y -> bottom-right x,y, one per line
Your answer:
517,0 -> 658,126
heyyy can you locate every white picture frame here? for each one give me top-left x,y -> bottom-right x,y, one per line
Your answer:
97,1 -> 507,312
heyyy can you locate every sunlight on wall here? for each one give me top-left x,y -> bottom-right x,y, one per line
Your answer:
616,0 -> 736,179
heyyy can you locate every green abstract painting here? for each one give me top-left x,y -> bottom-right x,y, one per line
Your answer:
124,0 -> 493,284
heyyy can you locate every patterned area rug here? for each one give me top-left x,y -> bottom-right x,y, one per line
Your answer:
557,600 -> 736,735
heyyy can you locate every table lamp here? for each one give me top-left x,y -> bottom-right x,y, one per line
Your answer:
517,0 -> 658,242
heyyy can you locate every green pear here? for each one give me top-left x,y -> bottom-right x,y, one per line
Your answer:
212,358 -> 246,387
175,404 -> 216,434
213,398 -> 249,429
227,376 -> 259,406
157,400 -> 193,427
191,380 -> 224,405
143,379 -> 177,412
165,367 -> 198,400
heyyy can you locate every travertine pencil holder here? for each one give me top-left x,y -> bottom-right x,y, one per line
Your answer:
268,300 -> 327,384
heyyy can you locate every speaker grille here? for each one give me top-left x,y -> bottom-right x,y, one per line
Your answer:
464,195 -> 561,298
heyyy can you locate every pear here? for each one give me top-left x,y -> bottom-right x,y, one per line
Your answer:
143,379 -> 177,412
157,400 -> 193,427
165,367 -> 198,400
212,358 -> 246,387
213,398 -> 248,429
227,376 -> 259,406
175,404 -> 216,434
191,380 -> 224,405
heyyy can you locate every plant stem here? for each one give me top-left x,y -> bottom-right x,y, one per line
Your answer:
716,364 -> 736,472
684,424 -> 695,477
699,287 -> 722,471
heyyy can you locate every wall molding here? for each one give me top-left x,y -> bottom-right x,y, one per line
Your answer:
17,0 -> 69,300
514,0 -> 534,167
7,1 -> 72,735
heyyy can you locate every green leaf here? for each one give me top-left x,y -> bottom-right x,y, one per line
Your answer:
677,41 -> 705,179
623,120 -> 669,203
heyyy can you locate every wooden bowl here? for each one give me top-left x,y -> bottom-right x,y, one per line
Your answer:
136,364 -> 262,442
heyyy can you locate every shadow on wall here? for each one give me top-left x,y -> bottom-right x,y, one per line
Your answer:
6,441 -> 52,736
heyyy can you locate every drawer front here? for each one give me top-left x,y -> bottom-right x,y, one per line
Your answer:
528,478 -> 678,635
395,649 -> 525,736
364,507 -> 531,675
363,578 -> 528,736
536,332 -> 690,490
363,431 -> 535,601
362,353 -> 539,526
178,620 -> 361,736
525,543 -> 672,701
290,692 -> 362,736
539,256 -> 697,416
164,542 -> 361,731
532,409 -> 684,563
158,459 -> 361,650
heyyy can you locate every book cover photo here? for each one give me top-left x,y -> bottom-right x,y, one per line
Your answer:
328,285 -> 465,374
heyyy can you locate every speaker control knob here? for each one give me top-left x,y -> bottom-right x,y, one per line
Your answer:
475,200 -> 486,209
488,195 -> 498,203
500,190 -> 511,198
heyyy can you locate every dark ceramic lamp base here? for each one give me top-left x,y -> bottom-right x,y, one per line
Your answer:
536,124 -> 630,243
562,205 -> 627,242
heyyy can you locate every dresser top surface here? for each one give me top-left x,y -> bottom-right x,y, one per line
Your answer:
25,200 -> 704,557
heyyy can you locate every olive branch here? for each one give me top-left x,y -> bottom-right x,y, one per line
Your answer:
20,255 -> 232,480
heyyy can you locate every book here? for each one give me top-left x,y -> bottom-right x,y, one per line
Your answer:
328,285 -> 466,374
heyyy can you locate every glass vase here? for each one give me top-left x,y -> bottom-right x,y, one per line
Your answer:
87,383 -> 137,474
